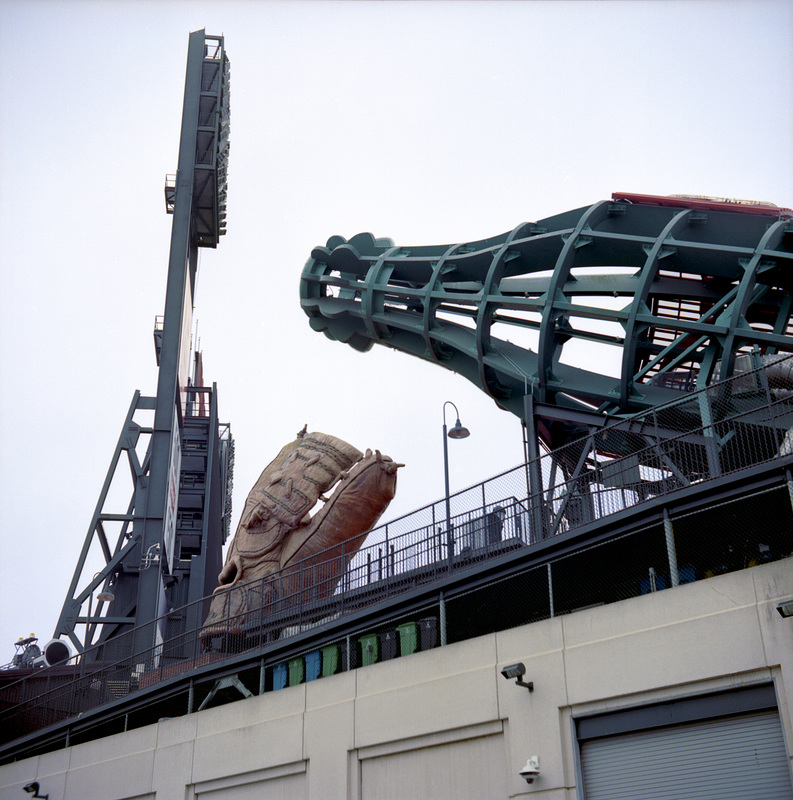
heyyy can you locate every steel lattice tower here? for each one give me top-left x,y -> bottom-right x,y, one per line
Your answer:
52,31 -> 232,659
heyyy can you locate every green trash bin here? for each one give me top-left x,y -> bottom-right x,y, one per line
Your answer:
396,622 -> 419,656
359,633 -> 379,666
321,644 -> 341,677
288,656 -> 305,686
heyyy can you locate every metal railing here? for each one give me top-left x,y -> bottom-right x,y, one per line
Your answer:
3,354 -> 793,748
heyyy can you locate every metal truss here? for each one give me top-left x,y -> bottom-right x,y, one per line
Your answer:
52,392 -> 154,653
301,194 -> 793,449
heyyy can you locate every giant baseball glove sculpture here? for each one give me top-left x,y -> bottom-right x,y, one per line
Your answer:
201,426 -> 401,648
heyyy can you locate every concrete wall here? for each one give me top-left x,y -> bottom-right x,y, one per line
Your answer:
2,557 -> 792,800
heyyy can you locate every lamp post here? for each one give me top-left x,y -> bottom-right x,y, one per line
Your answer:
441,401 -> 469,647
442,401 -> 470,562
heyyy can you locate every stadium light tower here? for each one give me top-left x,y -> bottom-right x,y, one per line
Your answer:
52,31 -> 233,658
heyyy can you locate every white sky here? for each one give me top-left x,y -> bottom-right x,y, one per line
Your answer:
1,0 -> 791,661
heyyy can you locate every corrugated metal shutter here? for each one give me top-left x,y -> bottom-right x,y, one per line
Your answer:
580,709 -> 793,800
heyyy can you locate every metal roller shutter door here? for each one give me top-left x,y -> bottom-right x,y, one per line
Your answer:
580,709 -> 793,800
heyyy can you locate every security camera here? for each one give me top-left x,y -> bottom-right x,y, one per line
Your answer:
501,662 -> 525,680
501,662 -> 533,691
519,756 -> 540,784
23,784 -> 39,795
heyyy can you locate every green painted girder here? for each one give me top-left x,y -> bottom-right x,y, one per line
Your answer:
301,197 -> 793,427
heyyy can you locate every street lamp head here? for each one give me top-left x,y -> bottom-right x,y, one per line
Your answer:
443,401 -> 471,439
447,419 -> 470,439
92,572 -> 116,604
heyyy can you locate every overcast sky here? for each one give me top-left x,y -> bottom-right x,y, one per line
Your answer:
1,0 -> 791,661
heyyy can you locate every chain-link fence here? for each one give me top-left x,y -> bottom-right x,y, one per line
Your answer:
3,354 -> 793,752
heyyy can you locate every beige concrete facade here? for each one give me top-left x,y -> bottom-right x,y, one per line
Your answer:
2,557 -> 792,800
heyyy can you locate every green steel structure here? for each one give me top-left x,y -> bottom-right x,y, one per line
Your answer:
51,31 -> 233,658
301,193 -> 793,453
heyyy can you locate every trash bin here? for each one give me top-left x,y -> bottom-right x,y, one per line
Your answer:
288,656 -> 304,686
379,629 -> 398,661
419,617 -> 438,650
396,622 -> 419,656
272,662 -> 287,691
321,644 -> 343,677
305,650 -> 321,682
359,633 -> 379,666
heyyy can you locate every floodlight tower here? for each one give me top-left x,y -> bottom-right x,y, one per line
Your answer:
52,31 -> 232,658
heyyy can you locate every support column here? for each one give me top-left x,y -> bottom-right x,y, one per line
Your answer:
664,508 -> 680,587
523,393 -> 547,542
786,470 -> 793,515
440,591 -> 447,646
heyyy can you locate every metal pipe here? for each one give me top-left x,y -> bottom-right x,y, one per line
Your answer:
664,508 -> 680,587
786,470 -> 793,515
440,591 -> 447,646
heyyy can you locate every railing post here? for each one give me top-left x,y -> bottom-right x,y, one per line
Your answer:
432,503 -> 439,562
591,430 -> 604,520
299,560 -> 304,628
340,540 -> 345,614
547,563 -> 555,618
278,569 -> 283,613
259,575 -> 265,641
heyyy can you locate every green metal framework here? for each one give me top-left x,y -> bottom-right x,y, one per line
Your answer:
301,193 -> 793,451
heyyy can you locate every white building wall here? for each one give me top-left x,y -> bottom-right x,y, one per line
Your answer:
2,557 -> 792,800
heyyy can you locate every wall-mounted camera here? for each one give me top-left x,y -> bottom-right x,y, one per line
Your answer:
501,662 -> 534,691
519,755 -> 540,784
